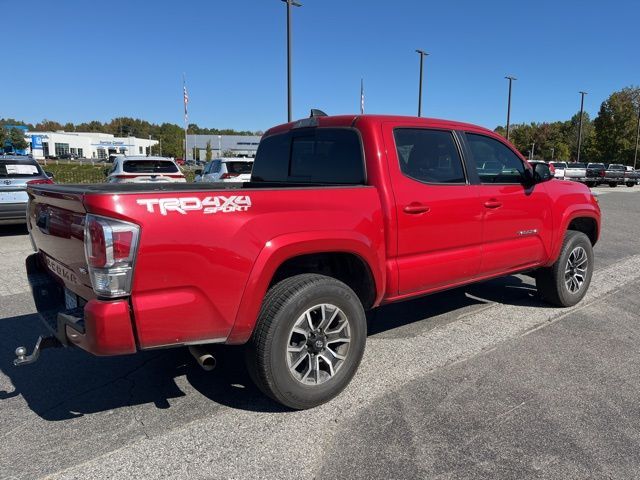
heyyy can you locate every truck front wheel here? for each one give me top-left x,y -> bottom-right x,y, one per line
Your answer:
536,231 -> 593,307
245,274 -> 367,409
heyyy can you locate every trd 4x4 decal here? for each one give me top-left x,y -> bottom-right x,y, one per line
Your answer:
137,196 -> 252,215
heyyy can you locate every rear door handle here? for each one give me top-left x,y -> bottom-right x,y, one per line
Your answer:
484,200 -> 502,209
403,203 -> 430,214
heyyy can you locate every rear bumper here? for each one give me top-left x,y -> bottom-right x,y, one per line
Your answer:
0,202 -> 28,224
26,253 -> 137,356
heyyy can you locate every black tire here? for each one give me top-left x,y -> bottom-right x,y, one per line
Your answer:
586,181 -> 595,188
245,274 -> 367,409
626,182 -> 635,187
536,231 -> 593,307
609,182 -> 617,188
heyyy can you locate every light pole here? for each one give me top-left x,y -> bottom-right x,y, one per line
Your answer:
530,142 -> 535,160
282,0 -> 302,122
633,105 -> 640,170
577,91 -> 587,162
550,147 -> 555,161
416,49 -> 429,117
505,76 -> 516,141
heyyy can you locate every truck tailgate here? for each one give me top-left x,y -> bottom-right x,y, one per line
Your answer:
27,188 -> 94,301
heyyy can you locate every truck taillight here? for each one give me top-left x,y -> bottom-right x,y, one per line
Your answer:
84,215 -> 140,298
27,178 -> 54,185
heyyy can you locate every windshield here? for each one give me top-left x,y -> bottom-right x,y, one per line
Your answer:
224,161 -> 253,174
570,163 -> 587,168
588,163 -> 605,168
122,160 -> 179,174
608,164 -> 625,170
0,159 -> 43,178
550,162 -> 567,169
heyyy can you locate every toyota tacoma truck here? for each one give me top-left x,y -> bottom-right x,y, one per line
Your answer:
15,114 -> 601,409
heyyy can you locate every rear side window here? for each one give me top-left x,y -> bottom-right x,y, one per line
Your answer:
122,160 -> 178,174
252,128 -> 365,184
467,133 -> 525,184
394,129 -> 465,184
0,160 -> 43,177
225,161 -> 253,174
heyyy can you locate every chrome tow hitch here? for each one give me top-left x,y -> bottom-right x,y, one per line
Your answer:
14,335 -> 63,366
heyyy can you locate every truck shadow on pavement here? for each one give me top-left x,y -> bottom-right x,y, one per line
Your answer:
0,275 -> 542,420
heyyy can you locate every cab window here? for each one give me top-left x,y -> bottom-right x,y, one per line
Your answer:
394,129 -> 466,184
466,133 -> 525,184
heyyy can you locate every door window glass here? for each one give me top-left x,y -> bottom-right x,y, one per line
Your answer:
394,129 -> 465,184
467,134 -> 525,183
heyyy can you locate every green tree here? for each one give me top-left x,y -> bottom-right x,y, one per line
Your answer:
0,128 -> 7,152
593,86 -> 640,165
205,140 -> 212,161
9,128 -> 28,151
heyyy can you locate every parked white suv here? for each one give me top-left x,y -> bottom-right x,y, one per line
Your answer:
194,158 -> 254,183
106,156 -> 186,183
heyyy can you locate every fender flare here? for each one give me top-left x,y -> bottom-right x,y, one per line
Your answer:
546,206 -> 600,266
226,230 -> 385,344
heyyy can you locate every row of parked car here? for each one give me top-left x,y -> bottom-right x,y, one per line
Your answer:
548,161 -> 639,188
104,156 -> 254,184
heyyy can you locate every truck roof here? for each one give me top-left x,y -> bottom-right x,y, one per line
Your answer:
264,114 -> 496,137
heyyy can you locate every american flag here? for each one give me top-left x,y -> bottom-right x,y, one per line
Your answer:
183,79 -> 189,123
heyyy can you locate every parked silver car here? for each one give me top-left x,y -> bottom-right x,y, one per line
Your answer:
194,158 -> 254,183
0,155 -> 53,225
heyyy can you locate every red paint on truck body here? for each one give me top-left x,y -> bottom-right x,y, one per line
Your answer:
26,114 -> 600,357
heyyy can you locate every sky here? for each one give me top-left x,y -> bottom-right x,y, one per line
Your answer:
2,0 -> 638,132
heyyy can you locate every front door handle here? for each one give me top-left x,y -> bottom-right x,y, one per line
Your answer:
484,200 -> 503,209
404,203 -> 430,214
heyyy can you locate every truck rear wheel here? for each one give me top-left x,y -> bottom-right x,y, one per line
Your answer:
609,182 -> 618,188
245,274 -> 367,409
536,231 -> 593,307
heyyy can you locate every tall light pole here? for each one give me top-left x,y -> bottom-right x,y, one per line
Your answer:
530,142 -> 535,160
505,76 -> 517,141
577,91 -> 587,162
550,147 -> 555,161
633,105 -> 640,170
416,49 -> 429,117
282,0 -> 302,122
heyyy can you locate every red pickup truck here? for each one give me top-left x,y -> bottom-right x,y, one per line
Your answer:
16,114 -> 600,409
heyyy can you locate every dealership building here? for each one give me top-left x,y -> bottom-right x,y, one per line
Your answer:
20,130 -> 158,160
186,134 -> 261,160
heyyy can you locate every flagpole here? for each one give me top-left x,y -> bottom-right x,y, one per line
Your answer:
183,73 -> 188,161
360,78 -> 364,114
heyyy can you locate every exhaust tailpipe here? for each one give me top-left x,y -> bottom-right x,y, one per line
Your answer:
188,345 -> 216,371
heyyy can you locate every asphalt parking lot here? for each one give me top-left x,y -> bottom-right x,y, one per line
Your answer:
1,185 -> 639,480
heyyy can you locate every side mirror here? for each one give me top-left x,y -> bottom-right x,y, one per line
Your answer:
45,171 -> 54,178
532,163 -> 553,183
195,169 -> 203,176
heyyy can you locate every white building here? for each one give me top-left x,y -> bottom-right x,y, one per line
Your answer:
26,131 -> 158,160
187,135 -> 261,160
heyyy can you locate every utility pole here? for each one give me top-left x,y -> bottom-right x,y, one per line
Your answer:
505,76 -> 517,141
416,49 -> 429,117
577,91 -> 587,162
281,0 -> 302,122
634,105 -> 640,170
